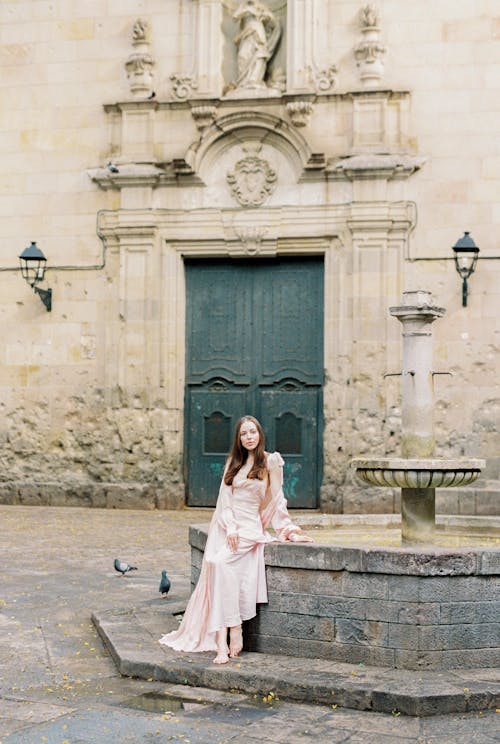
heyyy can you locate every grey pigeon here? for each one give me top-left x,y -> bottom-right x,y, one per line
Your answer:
114,558 -> 137,577
159,569 -> 171,598
107,161 -> 119,173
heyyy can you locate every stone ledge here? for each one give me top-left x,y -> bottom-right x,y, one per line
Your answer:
189,523 -> 500,576
0,482 -> 184,510
92,600 -> 500,717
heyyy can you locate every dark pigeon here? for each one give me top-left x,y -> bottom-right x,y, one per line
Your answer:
159,569 -> 171,598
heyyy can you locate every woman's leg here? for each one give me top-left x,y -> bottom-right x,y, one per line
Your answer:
213,627 -> 229,664
229,624 -> 243,658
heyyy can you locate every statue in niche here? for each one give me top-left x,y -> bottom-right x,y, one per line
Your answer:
226,1 -> 282,97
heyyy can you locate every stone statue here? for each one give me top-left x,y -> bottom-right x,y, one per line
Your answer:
229,1 -> 281,95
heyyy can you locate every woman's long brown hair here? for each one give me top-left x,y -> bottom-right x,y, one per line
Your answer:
224,415 -> 268,485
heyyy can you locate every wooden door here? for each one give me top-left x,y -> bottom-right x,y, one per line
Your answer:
185,258 -> 323,507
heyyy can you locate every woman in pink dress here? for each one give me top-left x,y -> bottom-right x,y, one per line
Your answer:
159,415 -> 313,664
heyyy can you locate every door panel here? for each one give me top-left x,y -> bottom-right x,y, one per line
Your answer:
259,386 -> 320,506
185,258 -> 323,507
186,386 -> 247,505
257,264 -> 324,384
186,264 -> 252,384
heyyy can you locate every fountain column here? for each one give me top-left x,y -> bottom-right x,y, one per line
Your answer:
389,291 -> 445,544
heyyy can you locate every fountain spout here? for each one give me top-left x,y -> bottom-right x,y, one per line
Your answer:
389,290 -> 445,458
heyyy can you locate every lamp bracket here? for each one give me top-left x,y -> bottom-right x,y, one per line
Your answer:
33,286 -> 52,312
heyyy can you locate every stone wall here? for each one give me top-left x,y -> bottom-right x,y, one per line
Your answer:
190,524 -> 500,670
0,1 -> 498,510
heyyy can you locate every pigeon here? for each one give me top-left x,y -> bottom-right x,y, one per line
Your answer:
147,91 -> 156,99
107,161 -> 119,173
159,569 -> 171,598
114,558 -> 137,577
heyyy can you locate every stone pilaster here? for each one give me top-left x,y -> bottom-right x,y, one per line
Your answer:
171,0 -> 223,99
286,0 -> 337,94
99,216 -> 161,408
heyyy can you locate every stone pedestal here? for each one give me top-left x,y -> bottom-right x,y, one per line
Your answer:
401,487 -> 435,543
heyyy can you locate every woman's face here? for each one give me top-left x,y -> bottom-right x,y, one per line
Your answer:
239,421 -> 260,451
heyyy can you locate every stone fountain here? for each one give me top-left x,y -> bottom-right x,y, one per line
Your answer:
208,290 -> 496,672
93,290 -> 499,716
352,290 -> 484,544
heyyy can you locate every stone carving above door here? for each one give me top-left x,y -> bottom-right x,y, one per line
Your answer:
234,225 -> 269,255
226,142 -> 278,207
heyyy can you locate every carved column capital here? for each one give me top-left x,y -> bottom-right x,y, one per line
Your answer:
286,100 -> 314,127
190,104 -> 218,131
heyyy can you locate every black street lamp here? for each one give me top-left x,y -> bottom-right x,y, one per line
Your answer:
19,241 -> 52,312
452,231 -> 479,307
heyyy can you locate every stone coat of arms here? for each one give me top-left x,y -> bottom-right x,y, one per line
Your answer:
227,142 -> 277,207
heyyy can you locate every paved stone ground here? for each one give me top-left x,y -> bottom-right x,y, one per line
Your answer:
1,505 -> 499,743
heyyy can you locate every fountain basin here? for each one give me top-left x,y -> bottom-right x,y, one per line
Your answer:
189,518 -> 500,671
352,458 -> 485,489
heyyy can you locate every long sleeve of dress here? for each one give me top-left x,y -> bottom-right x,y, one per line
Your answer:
215,477 -> 238,535
260,452 -> 301,540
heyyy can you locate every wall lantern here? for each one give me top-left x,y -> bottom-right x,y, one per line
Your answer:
19,241 -> 52,312
452,231 -> 479,307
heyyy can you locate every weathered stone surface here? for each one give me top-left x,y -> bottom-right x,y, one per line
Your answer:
246,632 -> 396,668
481,551 -> 500,574
251,610 -> 335,643
0,480 -> 184,510
266,566 -> 343,596
192,526 -> 500,670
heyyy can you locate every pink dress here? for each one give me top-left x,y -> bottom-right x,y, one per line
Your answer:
159,452 -> 300,653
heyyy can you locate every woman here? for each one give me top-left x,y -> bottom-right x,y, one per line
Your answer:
159,415 -> 313,664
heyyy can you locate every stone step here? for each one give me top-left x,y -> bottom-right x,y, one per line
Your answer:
92,600 -> 500,718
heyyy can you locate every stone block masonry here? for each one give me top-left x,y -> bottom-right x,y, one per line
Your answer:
190,526 -> 500,671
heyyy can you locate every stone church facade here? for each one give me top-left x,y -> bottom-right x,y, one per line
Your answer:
0,1 -> 498,513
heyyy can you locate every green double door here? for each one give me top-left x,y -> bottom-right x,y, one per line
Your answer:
184,257 -> 324,508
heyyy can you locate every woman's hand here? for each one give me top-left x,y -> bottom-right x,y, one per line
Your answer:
226,533 -> 240,553
288,531 -> 314,543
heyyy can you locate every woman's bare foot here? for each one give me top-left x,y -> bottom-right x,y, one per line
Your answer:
213,650 -> 229,664
229,625 -> 243,658
213,628 -> 229,664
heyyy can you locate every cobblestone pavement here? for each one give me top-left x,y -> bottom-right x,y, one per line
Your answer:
0,505 -> 499,743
